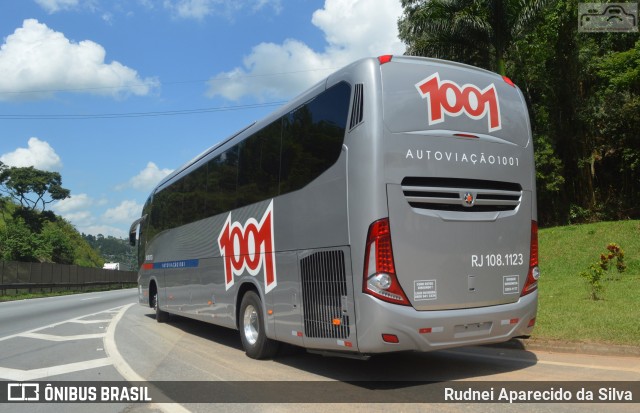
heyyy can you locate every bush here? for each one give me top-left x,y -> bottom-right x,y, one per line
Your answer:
579,243 -> 626,300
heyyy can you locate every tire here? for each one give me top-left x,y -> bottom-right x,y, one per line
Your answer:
154,291 -> 169,323
239,291 -> 279,359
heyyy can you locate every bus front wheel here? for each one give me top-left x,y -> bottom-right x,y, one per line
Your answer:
239,291 -> 279,359
154,292 -> 169,323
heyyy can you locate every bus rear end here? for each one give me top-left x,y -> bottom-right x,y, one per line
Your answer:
355,56 -> 538,353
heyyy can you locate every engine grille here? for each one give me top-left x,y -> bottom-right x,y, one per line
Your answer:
300,250 -> 350,339
401,177 -> 522,213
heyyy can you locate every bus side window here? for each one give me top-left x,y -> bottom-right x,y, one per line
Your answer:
182,165 -> 207,224
206,146 -> 239,215
280,82 -> 350,194
237,120 -> 281,208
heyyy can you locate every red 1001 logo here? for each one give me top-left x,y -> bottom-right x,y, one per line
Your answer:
415,72 -> 502,132
217,201 -> 277,293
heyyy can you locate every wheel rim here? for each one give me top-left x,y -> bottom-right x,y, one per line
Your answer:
243,304 -> 259,346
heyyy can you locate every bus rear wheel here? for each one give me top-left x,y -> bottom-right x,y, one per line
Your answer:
239,291 -> 279,359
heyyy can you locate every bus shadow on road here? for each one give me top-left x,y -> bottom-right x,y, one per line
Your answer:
143,313 -> 245,352
273,341 -> 538,383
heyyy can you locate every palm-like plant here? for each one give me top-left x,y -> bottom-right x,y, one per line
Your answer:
398,0 -> 552,75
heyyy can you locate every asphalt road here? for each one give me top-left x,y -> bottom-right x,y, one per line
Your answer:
0,289 -> 638,413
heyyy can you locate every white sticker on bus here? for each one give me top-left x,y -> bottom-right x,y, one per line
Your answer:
414,280 -> 437,301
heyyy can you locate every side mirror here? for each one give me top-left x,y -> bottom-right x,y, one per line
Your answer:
129,215 -> 147,246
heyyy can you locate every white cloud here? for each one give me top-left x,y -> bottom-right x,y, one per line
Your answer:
52,193 -> 93,214
52,193 -> 97,231
34,0 -> 80,13
206,0 -> 405,101
0,137 -> 63,171
52,194 -> 137,238
0,19 -> 159,101
60,210 -> 94,226
120,162 -> 174,192
51,194 -> 96,227
103,200 -> 143,223
163,0 -> 281,20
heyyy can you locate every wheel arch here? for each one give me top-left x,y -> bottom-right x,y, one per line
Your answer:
148,276 -> 161,308
235,281 -> 261,330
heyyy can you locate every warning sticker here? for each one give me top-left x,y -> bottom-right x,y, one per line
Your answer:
503,275 -> 520,294
414,280 -> 437,301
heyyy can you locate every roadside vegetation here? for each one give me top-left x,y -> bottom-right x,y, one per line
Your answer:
535,220 -> 640,345
0,162 -> 103,267
1,161 -> 134,269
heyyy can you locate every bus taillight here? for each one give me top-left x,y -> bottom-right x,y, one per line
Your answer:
363,218 -> 410,306
521,221 -> 540,296
378,55 -> 393,65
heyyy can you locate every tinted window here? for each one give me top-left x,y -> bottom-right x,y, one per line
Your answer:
147,82 -> 351,234
182,164 -> 207,224
237,120 -> 281,208
280,82 -> 350,193
206,146 -> 238,216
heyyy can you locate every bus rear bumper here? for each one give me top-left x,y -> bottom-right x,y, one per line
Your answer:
355,291 -> 537,353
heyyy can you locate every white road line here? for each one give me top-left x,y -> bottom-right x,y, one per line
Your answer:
0,305 -> 125,342
0,358 -> 112,381
20,332 -> 106,342
105,304 -> 190,413
70,319 -> 112,324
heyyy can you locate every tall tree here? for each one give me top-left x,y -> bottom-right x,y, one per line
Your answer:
0,163 -> 70,212
398,0 -> 551,75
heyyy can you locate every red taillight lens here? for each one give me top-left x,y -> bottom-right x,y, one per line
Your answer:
363,218 -> 410,305
378,55 -> 393,65
521,221 -> 540,296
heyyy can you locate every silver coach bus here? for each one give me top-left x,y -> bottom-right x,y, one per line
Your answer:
130,55 -> 539,359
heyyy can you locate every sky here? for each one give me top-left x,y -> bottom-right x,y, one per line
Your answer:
0,0 -> 406,238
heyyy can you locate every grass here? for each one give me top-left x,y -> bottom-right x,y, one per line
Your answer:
535,220 -> 640,346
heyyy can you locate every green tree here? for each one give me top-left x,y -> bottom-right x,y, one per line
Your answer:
40,222 -> 76,264
0,163 -> 70,212
511,0 -> 639,223
398,0 -> 551,75
0,218 -> 42,262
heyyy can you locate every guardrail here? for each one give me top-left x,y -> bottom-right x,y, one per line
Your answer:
0,261 -> 137,295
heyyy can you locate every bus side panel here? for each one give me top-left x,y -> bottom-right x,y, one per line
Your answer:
270,151 -> 354,347
271,251 -> 305,347
273,149 -> 349,252
138,149 -> 352,341
137,271 -> 149,306
189,257 -> 235,329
